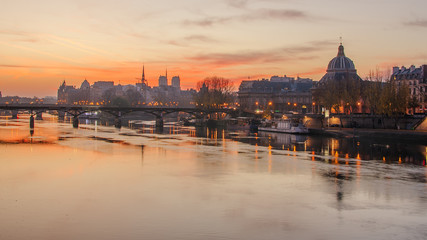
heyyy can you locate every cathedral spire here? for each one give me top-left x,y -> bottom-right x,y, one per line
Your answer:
142,65 -> 145,82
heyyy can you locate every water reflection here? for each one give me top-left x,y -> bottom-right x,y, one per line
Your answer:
124,119 -> 427,167
2,115 -> 426,167
231,130 -> 427,167
1,116 -> 427,240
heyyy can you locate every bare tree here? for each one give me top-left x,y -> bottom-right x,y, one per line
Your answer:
195,76 -> 234,108
363,69 -> 383,115
125,88 -> 144,106
102,88 -> 116,105
377,77 -> 409,129
312,80 -> 340,113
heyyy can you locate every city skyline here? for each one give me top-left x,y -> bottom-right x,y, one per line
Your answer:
1,0 -> 427,97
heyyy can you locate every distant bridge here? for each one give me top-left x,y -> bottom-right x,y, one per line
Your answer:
0,104 -> 246,128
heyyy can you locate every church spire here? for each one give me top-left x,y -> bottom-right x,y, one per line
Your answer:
142,65 -> 145,82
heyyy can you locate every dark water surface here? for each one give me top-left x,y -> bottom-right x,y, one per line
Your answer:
1,115 -> 426,240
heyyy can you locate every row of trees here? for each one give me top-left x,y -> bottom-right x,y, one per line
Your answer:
103,76 -> 235,108
313,70 -> 411,116
313,76 -> 363,115
102,88 -> 144,107
97,76 -> 235,108
194,76 -> 234,108
364,70 -> 411,116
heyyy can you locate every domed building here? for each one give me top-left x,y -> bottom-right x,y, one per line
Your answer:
318,43 -> 362,84
80,79 -> 90,90
313,43 -> 365,115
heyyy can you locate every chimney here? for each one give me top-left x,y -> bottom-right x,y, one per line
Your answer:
392,66 -> 399,74
422,65 -> 427,82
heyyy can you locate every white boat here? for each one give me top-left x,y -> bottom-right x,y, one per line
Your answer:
258,119 -> 309,134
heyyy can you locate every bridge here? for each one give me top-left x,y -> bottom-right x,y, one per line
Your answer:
0,104 -> 243,129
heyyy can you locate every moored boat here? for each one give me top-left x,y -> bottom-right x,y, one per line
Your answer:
258,119 -> 309,134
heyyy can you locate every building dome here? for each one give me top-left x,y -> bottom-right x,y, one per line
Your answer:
326,44 -> 356,73
318,43 -> 361,84
80,79 -> 90,90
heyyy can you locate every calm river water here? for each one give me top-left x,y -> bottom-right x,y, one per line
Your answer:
1,115 -> 426,240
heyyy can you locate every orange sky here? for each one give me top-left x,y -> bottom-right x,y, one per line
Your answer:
1,0 -> 427,97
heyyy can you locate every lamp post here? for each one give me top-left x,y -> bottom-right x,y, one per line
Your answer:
268,101 -> 273,116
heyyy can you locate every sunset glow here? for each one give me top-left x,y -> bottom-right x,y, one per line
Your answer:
1,0 -> 427,96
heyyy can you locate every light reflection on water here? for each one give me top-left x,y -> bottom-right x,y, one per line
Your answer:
0,116 -> 427,240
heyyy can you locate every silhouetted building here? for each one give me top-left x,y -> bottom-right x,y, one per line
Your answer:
314,43 -> 364,114
79,79 -> 90,103
58,81 -> 79,104
136,65 -> 149,91
171,76 -> 181,89
56,66 -> 194,107
318,43 -> 362,84
392,65 -> 427,113
238,76 -> 314,113
158,76 -> 167,87
158,69 -> 168,87
80,79 -> 90,89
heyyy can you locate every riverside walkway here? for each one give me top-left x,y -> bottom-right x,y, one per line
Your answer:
310,127 -> 427,143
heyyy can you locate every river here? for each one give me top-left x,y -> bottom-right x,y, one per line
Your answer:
1,115 -> 426,240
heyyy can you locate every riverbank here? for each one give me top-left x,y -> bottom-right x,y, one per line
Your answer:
310,127 -> 427,143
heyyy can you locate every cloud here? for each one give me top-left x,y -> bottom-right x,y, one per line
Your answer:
188,47 -> 316,69
0,29 -> 40,43
255,9 -> 306,20
183,8 -> 310,27
281,40 -> 336,55
294,67 -> 326,77
184,35 -> 217,43
404,19 -> 427,28
183,17 -> 233,27
225,0 -> 249,9
0,30 -> 29,37
166,35 -> 218,47
0,64 -> 119,73
185,40 -> 337,70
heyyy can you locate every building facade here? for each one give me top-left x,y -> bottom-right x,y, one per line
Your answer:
171,76 -> 181,89
314,43 -> 364,114
391,65 -> 427,113
57,67 -> 195,107
238,76 -> 314,113
318,43 -> 362,85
